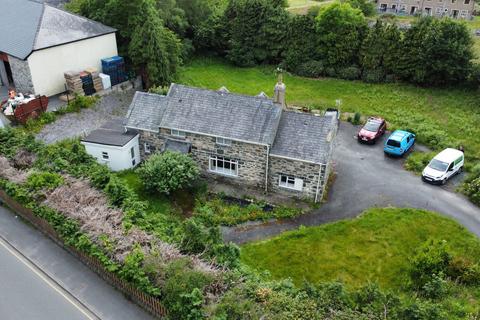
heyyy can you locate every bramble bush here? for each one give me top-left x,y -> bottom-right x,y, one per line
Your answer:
138,151 -> 200,195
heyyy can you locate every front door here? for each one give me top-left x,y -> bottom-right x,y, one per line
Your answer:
452,9 -> 459,18
410,6 -> 417,14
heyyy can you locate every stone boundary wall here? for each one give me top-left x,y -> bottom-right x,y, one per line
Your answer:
0,189 -> 167,319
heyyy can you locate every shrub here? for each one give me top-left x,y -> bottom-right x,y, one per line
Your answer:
463,177 -> 480,206
104,176 -> 134,207
138,151 -> 199,195
352,112 -> 362,125
25,171 -> 64,191
65,95 -> 98,113
362,69 -> 385,83
409,239 -> 451,291
325,67 -> 337,78
421,272 -> 448,299
295,60 -> 324,78
405,151 -> 435,175
338,66 -> 361,80
447,256 -> 480,285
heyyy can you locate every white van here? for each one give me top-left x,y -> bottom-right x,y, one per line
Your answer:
422,148 -> 464,185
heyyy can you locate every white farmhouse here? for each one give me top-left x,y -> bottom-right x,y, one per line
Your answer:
0,0 -> 118,97
81,120 -> 141,172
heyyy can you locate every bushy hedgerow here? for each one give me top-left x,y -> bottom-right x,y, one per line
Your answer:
405,151 -> 436,175
295,60 -> 325,78
138,151 -> 200,195
338,66 -> 361,80
25,171 -> 64,191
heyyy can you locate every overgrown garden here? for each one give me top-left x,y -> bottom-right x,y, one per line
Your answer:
3,127 -> 480,318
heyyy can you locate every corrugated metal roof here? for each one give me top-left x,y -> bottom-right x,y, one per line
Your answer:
0,0 -> 116,60
271,111 -> 337,164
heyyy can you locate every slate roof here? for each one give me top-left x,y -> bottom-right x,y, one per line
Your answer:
0,0 -> 116,60
271,111 -> 337,164
125,92 -> 169,132
82,120 -> 137,147
160,84 -> 282,145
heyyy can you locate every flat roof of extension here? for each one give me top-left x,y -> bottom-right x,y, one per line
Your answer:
82,120 -> 137,147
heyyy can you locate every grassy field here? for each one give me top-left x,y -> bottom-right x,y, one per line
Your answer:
287,0 -> 330,14
241,208 -> 480,312
178,57 -> 480,162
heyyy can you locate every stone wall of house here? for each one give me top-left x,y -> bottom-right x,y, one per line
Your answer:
138,128 -> 268,189
8,56 -> 34,94
268,156 -> 327,202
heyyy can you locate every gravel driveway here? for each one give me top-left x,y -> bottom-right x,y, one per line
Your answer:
36,90 -> 135,144
223,121 -> 480,244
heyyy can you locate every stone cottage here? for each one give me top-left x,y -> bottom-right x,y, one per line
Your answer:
124,81 -> 338,202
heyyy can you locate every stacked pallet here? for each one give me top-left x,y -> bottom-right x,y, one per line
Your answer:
102,56 -> 127,86
85,67 -> 103,92
64,71 -> 85,96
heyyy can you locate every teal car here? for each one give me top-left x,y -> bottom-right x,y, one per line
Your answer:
384,130 -> 415,156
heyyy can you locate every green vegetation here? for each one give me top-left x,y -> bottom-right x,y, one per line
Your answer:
138,151 -> 200,195
179,57 -> 480,161
241,208 -> 480,314
22,95 -> 98,134
194,197 -> 303,226
405,151 -> 436,175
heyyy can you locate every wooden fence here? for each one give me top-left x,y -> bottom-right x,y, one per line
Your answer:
0,189 -> 167,319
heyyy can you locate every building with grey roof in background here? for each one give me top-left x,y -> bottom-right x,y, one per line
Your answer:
121,81 -> 338,203
0,0 -> 117,97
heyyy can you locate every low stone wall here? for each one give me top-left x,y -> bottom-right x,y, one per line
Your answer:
0,189 -> 167,319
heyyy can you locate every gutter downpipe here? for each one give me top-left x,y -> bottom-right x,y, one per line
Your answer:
265,145 -> 270,193
314,164 -> 323,203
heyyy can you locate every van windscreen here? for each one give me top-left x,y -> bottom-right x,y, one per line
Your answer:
386,139 -> 400,147
429,159 -> 448,172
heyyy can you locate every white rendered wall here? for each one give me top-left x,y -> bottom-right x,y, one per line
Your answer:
81,135 -> 140,172
28,33 -> 118,96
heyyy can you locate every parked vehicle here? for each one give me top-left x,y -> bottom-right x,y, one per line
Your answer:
357,117 -> 386,144
384,130 -> 415,156
422,148 -> 464,185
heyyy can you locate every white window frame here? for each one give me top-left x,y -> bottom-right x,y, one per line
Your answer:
144,142 -> 151,154
278,175 -> 304,191
101,151 -> 109,160
435,7 -> 442,14
216,137 -> 232,146
464,0 -> 470,4
171,129 -> 186,138
209,156 -> 238,177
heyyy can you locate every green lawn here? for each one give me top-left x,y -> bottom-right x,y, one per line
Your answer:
287,0 -> 329,14
241,208 -> 480,312
178,57 -> 480,162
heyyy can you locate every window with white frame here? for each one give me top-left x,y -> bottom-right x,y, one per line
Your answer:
461,9 -> 468,15
130,147 -> 135,159
102,152 -> 109,160
216,137 -> 232,146
464,0 -> 470,4
144,142 -> 151,154
279,175 -> 304,191
209,156 -> 238,176
435,7 -> 442,14
171,129 -> 186,138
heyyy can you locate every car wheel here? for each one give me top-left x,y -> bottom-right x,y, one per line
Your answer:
441,178 -> 447,185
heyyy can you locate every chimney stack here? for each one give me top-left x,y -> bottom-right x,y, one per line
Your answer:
273,70 -> 286,110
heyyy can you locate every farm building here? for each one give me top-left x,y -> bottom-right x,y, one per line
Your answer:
0,0 -> 118,97
81,120 -> 141,172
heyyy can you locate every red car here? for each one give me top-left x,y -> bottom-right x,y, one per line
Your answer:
357,117 -> 386,144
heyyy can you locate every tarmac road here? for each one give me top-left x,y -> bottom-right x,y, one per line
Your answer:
223,121 -> 480,244
0,205 -> 154,320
